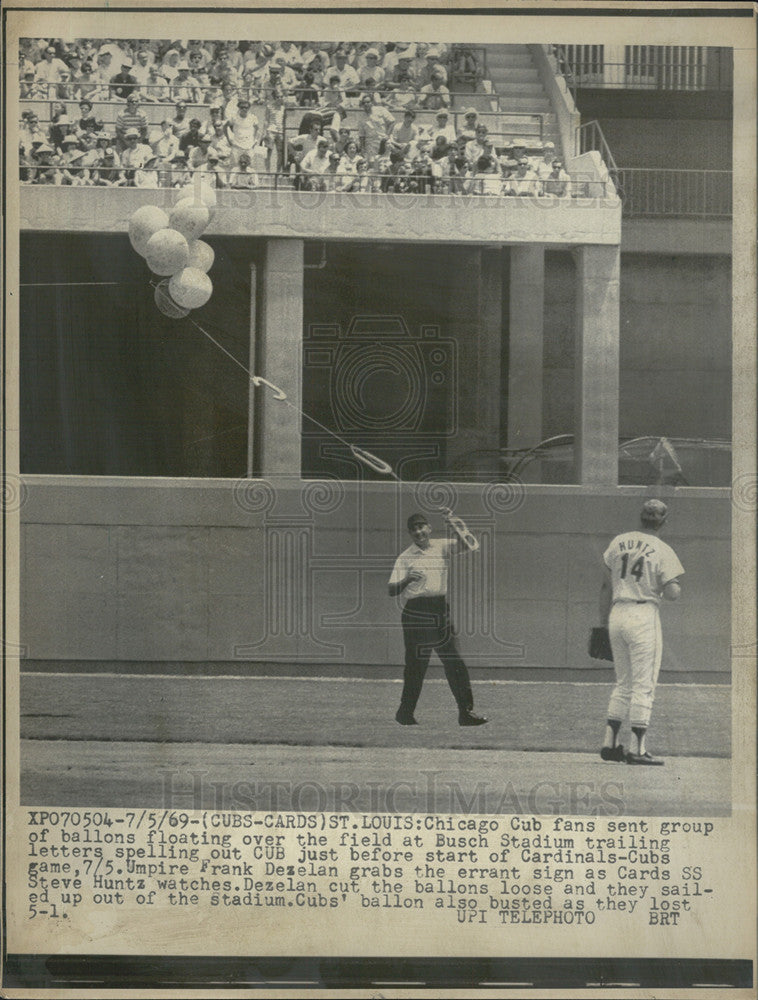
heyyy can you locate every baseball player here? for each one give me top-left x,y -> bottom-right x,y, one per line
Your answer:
388,512 -> 487,727
598,499 -> 684,765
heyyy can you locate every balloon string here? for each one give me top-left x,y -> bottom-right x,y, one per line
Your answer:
185,312 -> 404,484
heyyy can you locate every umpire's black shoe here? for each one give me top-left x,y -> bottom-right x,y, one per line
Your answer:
626,750 -> 664,766
600,744 -> 626,762
395,710 -> 418,725
459,711 -> 488,726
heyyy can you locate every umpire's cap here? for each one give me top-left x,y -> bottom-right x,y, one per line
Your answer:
641,499 -> 668,526
407,512 -> 430,530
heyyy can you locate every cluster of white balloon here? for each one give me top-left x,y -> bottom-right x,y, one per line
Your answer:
128,182 -> 218,319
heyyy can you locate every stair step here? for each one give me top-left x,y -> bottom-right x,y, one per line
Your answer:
497,97 -> 551,111
494,82 -> 548,96
485,53 -> 534,69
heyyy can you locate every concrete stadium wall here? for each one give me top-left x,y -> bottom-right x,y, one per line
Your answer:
19,478 -> 730,675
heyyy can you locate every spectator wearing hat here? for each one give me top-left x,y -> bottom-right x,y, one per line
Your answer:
48,108 -> 75,153
498,141 -> 519,179
160,48 -> 182,82
225,95 -> 260,166
457,107 -> 479,140
131,48 -> 152,86
110,59 -> 138,100
19,112 -> 47,155
58,134 -> 84,181
227,149 -> 258,190
19,69 -> 45,99
542,158 -> 571,198
188,132 -> 214,171
300,136 -> 331,190
170,61 -> 202,104
357,93 -> 395,161
273,41 -> 304,72
207,118 -> 233,163
92,49 -> 115,89
358,48 -> 385,89
30,144 -> 60,185
263,88 -> 286,172
336,138 -> 363,191
417,48 -> 448,88
115,94 -> 149,149
91,146 -> 125,187
132,152 -> 161,189
331,49 -> 360,94
120,129 -> 154,181
431,108 -> 456,145
193,147 -> 226,188
165,151 -> 189,187
269,58 -> 298,96
418,69 -> 450,111
504,154 -> 539,197
534,141 -> 558,179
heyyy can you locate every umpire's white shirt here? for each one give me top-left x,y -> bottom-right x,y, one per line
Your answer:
603,531 -> 684,605
389,538 -> 455,606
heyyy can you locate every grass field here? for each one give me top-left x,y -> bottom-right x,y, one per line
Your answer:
20,672 -> 731,815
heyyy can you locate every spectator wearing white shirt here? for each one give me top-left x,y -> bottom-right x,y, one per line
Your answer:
418,70 -> 450,111
331,49 -> 360,94
225,95 -> 260,165
227,149 -> 258,189
142,64 -> 170,103
505,156 -> 539,197
151,120 -> 180,161
34,45 -> 70,97
300,136 -> 331,189
534,141 -> 558,179
131,49 -> 152,86
542,158 -> 571,198
430,108 -> 456,145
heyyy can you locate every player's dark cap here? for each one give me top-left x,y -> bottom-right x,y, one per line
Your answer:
407,513 -> 430,530
641,499 -> 668,525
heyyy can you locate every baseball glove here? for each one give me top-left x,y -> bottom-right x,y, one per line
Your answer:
588,626 -> 613,662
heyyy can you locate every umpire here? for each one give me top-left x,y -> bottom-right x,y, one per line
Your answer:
388,512 -> 487,727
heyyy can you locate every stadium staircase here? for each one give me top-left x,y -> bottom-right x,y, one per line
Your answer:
482,43 -> 564,157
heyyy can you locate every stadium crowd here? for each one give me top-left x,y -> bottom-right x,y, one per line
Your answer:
18,38 -> 571,196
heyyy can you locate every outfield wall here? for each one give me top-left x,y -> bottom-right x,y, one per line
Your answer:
19,478 -> 730,675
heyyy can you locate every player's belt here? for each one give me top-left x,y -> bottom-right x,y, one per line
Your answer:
613,599 -> 651,605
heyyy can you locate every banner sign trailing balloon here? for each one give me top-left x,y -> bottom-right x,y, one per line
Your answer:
154,278 -> 190,319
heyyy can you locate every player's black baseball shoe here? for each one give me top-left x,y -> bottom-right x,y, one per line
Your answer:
600,744 -> 626,762
395,709 -> 418,725
459,711 -> 488,726
626,750 -> 664,766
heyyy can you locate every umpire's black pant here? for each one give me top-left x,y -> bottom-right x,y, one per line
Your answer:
399,596 -> 474,716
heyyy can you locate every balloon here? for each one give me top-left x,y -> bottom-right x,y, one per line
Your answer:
128,205 -> 170,257
169,268 -> 213,309
144,228 -> 189,276
170,198 -> 210,241
154,278 -> 190,319
186,239 -> 215,273
176,181 -> 217,217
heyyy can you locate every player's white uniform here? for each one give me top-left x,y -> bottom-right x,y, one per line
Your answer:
603,530 -> 684,727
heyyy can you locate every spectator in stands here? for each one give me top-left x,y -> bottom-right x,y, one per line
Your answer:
336,138 -> 362,190
141,63 -> 170,102
115,94 -> 149,149
221,82 -> 239,118
300,135 -> 331,190
385,53 -> 417,106
131,48 -> 152,86
464,123 -> 494,168
454,46 -> 481,84
542,158 -> 571,198
160,48 -> 182,82
298,70 -> 322,107
510,141 -> 529,166
431,108 -> 456,145
179,117 -> 205,154
169,152 -> 192,187
320,72 -> 345,110
76,99 -> 98,135
410,138 -> 434,193
418,68 -> 450,111
430,133 -> 452,186
75,59 -> 101,101
58,136 -> 86,184
93,49 -> 115,89
171,61 -> 202,104
110,58 -> 138,100
208,118 -> 233,162
227,149 -> 258,189
195,149 -> 227,188
387,106 -> 419,157
34,44 -> 70,94
332,48 -> 360,94
417,47 -> 448,87
470,153 -> 502,196
170,101 -> 191,138
534,140 -> 558,179
457,107 -> 479,142
505,155 -> 538,197
271,57 -> 299,96
54,66 -> 76,101
225,95 -> 260,165
19,112 -> 47,153
264,88 -> 286,172
30,144 -> 59,185
120,127 -> 154,182
188,133 -> 213,171
358,93 -> 395,161
91,146 -> 125,186
499,141 -> 519,178
49,108 -> 75,152
134,152 -> 161,188
19,70 -> 43,98
359,48 -> 385,89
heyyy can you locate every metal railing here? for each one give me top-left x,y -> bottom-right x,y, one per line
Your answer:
577,119 -> 619,188
448,45 -> 488,90
554,45 -> 732,91
615,168 -> 732,219
18,165 -> 613,199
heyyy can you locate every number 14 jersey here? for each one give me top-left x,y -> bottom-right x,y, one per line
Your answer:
603,530 -> 684,605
